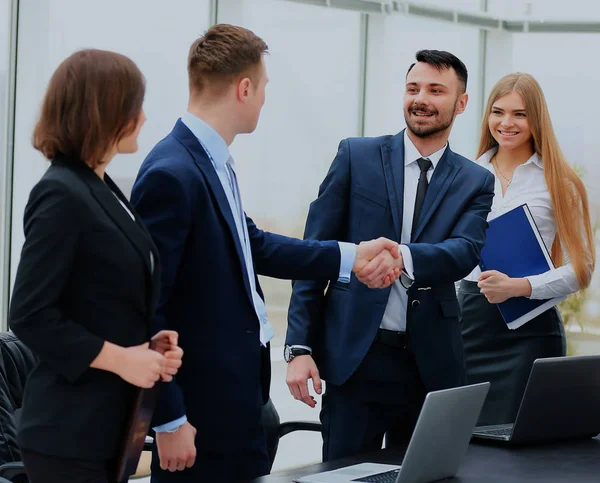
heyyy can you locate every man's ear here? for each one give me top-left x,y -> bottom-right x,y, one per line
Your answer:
237,77 -> 251,103
456,92 -> 469,115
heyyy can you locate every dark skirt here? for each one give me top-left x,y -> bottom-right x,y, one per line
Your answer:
459,280 -> 566,426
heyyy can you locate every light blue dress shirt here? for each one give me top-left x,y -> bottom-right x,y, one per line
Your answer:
154,113 -> 355,433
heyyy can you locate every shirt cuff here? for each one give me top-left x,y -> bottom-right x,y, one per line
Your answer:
153,415 -> 187,433
337,242 -> 356,283
399,245 -> 414,280
524,274 -> 543,299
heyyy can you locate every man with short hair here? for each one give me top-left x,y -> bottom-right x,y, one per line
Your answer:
285,50 -> 495,461
131,24 -> 399,482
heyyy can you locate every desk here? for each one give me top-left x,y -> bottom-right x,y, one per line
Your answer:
252,438 -> 600,482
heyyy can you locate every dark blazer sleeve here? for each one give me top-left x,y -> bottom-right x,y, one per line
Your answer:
285,140 -> 351,348
247,217 -> 341,281
405,170 -> 495,284
9,178 -> 105,383
131,167 -> 188,426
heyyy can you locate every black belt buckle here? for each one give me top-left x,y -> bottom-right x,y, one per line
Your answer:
376,329 -> 408,349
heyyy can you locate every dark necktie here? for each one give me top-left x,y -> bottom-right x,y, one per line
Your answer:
411,157 -> 433,238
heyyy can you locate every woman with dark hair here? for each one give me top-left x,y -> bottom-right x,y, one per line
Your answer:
9,49 -> 183,483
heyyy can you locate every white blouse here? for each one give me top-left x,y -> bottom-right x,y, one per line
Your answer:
464,147 -> 581,300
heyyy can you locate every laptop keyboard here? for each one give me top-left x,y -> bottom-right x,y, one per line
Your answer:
353,469 -> 401,483
480,427 -> 512,437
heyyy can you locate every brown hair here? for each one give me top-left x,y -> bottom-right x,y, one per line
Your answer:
33,49 -> 145,168
187,24 -> 268,97
478,73 -> 595,289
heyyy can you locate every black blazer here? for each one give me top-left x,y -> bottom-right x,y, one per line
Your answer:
9,156 -> 161,461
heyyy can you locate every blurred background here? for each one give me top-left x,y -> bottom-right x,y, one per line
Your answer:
1,0 -> 599,473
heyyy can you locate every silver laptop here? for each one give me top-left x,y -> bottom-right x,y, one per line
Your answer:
295,382 -> 490,483
473,355 -> 600,444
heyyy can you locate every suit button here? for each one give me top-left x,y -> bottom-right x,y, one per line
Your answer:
411,300 -> 420,308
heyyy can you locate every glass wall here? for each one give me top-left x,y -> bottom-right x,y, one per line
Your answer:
488,0 -> 600,18
0,0 -> 14,329
6,0 -> 600,473
11,0 -> 214,288
224,0 -> 365,468
511,32 -> 600,355
228,0 -> 364,348
364,14 -> 482,158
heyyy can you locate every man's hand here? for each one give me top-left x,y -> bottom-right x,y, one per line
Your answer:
478,270 -> 532,303
354,238 -> 403,288
155,421 -> 197,472
151,330 -> 184,382
286,355 -> 321,408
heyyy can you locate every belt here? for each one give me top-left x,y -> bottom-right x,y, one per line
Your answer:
375,329 -> 409,349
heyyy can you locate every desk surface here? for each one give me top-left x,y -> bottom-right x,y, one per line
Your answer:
252,437 -> 600,482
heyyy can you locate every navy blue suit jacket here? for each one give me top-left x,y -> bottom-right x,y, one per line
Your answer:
131,120 -> 341,451
286,131 -> 494,391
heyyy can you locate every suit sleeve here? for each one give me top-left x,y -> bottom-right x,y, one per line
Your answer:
246,217 -> 341,281
405,170 -> 495,285
131,167 -> 189,426
9,179 -> 105,383
284,140 -> 351,348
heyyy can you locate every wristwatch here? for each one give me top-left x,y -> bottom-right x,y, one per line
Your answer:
284,345 -> 311,363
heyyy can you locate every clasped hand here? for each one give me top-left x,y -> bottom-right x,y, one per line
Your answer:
117,330 -> 183,389
353,237 -> 404,288
478,270 -> 531,303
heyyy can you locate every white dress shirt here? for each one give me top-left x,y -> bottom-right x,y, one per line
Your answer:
464,147 -> 581,299
380,131 -> 447,332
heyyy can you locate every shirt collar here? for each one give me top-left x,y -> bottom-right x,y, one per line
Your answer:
479,146 -> 543,170
181,112 -> 230,170
403,130 -> 447,168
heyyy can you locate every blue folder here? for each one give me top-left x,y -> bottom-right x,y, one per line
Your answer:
479,204 -> 565,329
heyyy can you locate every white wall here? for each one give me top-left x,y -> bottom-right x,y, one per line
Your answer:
11,0 -> 213,287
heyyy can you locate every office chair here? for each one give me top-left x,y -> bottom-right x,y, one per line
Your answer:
0,331 -> 38,482
0,330 -> 320,480
261,398 -> 322,470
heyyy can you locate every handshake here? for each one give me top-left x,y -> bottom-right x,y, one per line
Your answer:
352,237 -> 404,289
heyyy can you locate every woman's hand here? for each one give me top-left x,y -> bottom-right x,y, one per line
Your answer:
478,270 -> 532,304
151,330 -> 184,382
116,342 -> 166,388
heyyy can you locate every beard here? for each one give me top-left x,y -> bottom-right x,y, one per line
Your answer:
404,100 -> 458,138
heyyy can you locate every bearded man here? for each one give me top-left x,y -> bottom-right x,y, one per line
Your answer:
284,49 -> 495,460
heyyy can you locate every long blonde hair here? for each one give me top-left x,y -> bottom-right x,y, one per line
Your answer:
478,73 -> 595,288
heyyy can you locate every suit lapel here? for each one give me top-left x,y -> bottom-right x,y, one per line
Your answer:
412,148 -> 461,241
75,166 -> 155,275
381,132 -> 405,241
67,164 -> 159,327
104,175 -> 162,316
171,120 -> 254,302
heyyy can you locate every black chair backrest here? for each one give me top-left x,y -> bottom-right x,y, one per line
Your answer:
261,398 -> 281,469
0,332 -> 38,466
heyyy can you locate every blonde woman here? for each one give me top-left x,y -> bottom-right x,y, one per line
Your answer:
459,73 -> 595,425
